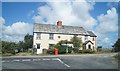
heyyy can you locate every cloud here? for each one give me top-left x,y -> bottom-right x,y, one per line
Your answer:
32,1 -> 118,48
2,22 -> 33,42
95,7 -> 118,47
32,0 -> 97,30
96,8 -> 118,34
0,17 -> 5,25
0,17 -> 5,38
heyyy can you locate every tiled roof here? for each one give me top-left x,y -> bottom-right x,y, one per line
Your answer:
33,23 -> 96,36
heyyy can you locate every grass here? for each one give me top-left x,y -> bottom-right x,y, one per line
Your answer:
94,51 -> 113,54
1,51 -> 115,57
14,52 -> 54,56
2,53 -> 14,57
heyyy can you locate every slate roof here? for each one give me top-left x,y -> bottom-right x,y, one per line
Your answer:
83,40 -> 94,45
33,23 -> 96,36
87,31 -> 97,37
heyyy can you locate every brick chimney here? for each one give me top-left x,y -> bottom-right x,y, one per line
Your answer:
57,20 -> 62,28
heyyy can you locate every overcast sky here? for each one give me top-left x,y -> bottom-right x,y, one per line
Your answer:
1,1 -> 118,48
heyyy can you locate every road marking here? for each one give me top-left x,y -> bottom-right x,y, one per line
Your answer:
22,59 -> 31,61
52,58 -> 58,61
2,61 -> 10,62
43,58 -> 50,61
13,59 -> 20,62
33,59 -> 41,61
57,58 -> 70,68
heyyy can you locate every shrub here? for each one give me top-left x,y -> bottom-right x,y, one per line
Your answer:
78,50 -> 84,53
78,49 -> 94,54
56,45 -> 66,54
73,48 -> 79,53
68,47 -> 72,53
54,44 -> 73,54
47,48 -> 54,54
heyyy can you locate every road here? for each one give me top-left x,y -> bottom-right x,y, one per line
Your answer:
1,53 -> 118,70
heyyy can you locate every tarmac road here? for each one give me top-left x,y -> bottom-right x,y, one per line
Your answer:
1,53 -> 118,69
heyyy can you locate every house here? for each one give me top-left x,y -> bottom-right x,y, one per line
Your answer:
33,21 -> 97,54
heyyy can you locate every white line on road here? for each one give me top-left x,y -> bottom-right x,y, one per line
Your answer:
52,58 -> 58,61
22,59 -> 31,61
57,58 -> 70,68
2,61 -> 10,62
43,58 -> 50,61
33,59 -> 41,61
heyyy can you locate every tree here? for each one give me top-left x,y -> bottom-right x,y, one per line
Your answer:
113,38 -> 120,52
70,36 -> 82,53
2,41 -> 18,54
23,33 -> 33,51
18,41 -> 24,52
70,36 -> 82,48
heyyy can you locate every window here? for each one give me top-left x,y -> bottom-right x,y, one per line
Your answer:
49,44 -> 54,48
36,33 -> 41,40
88,44 -> 91,49
85,36 -> 88,41
49,34 -> 54,39
37,44 -> 40,49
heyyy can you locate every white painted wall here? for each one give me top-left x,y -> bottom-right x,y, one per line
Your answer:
86,42 -> 93,50
33,32 -> 97,54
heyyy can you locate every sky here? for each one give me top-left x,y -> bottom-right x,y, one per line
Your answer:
0,1 -> 119,48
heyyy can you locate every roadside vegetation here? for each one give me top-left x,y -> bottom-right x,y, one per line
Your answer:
1,34 -> 33,56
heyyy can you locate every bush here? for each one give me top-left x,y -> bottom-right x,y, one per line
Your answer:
68,47 -> 72,53
73,48 -> 79,53
78,49 -> 94,54
56,45 -> 66,54
47,48 -> 54,54
54,44 -> 73,54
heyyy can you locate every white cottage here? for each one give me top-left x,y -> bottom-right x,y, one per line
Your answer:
33,21 -> 97,54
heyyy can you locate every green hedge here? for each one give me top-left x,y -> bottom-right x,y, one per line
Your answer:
48,45 -> 73,54
78,49 -> 94,53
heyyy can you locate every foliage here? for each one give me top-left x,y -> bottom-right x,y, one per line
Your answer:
23,34 -> 33,51
2,41 -> 18,54
78,49 -> 94,53
70,36 -> 82,52
47,44 -> 73,54
68,46 -> 72,53
73,48 -> 79,53
2,34 -> 33,54
47,48 -> 54,54
57,40 -> 72,45
113,38 -> 120,52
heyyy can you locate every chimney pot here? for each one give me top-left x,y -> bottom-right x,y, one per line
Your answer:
57,20 -> 62,28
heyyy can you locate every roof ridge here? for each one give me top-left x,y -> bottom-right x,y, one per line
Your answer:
34,23 -> 83,28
